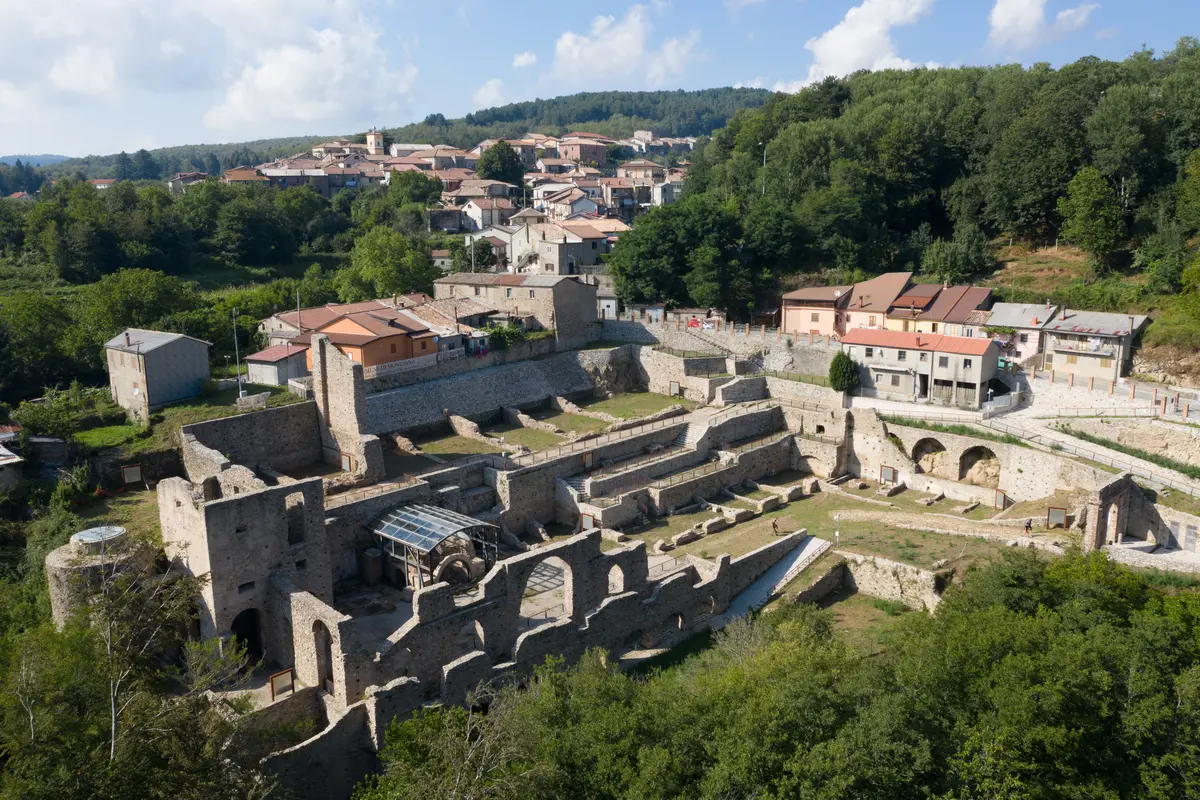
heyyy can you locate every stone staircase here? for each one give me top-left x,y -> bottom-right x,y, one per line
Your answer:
671,421 -> 707,449
705,536 -> 831,630
562,475 -> 590,501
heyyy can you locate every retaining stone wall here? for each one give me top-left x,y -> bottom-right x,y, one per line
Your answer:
181,402 -> 322,476
716,377 -> 767,404
840,551 -> 942,611
635,346 -> 729,402
765,376 -> 842,404
792,560 -> 846,604
363,351 -> 600,434
365,338 -> 557,393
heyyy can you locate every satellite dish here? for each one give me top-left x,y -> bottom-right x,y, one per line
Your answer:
132,388 -> 140,396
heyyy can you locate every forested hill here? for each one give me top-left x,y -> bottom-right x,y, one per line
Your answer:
38,88 -> 772,180
390,88 -> 773,148
609,39 -> 1200,355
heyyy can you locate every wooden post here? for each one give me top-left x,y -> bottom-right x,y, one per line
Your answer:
1153,387 -> 1158,404
1161,397 -> 1168,417
676,316 -> 680,330
744,322 -> 749,337
809,331 -> 814,346
1068,373 -> 1074,389
1050,369 -> 1055,383
1108,380 -> 1113,396
761,325 -> 766,339
777,327 -> 781,341
1088,376 -> 1094,392
1130,383 -> 1136,401
1185,404 -> 1190,422
1031,366 -> 1037,380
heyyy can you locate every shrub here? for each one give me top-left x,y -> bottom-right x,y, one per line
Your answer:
827,350 -> 859,393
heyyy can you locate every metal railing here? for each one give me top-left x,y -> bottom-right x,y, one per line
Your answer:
759,369 -> 830,387
724,432 -> 793,455
1038,407 -> 1165,419
647,556 -> 690,580
648,459 -> 729,490
654,345 -> 724,359
511,415 -> 685,467
584,443 -> 692,481
981,418 -> 1200,498
520,603 -> 566,629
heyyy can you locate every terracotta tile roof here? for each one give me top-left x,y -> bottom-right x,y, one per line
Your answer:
244,343 -> 308,363
944,287 -> 992,323
845,272 -> 913,313
468,197 -> 514,210
560,223 -> 605,239
783,285 -> 853,303
841,328 -> 996,355
431,249 -> 451,258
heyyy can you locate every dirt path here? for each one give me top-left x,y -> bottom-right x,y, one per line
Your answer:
834,508 -> 1070,554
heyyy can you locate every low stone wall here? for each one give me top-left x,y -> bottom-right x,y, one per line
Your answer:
181,402 -> 322,476
650,437 -> 792,513
716,377 -> 767,405
792,559 -> 846,604
634,346 -> 730,403
366,337 -> 558,393
840,551 -> 942,611
765,376 -> 842,405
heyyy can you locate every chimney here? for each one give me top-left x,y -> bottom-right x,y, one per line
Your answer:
1032,316 -> 1039,326
124,331 -> 131,347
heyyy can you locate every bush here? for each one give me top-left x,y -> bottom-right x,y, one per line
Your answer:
487,324 -> 527,351
828,350 -> 859,393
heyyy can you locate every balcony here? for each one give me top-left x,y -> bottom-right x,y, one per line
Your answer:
1048,337 -> 1116,358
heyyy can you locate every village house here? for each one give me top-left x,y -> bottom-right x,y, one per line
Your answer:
104,329 -> 212,423
978,302 -> 1058,365
388,143 -> 433,158
463,197 -> 516,231
1038,308 -> 1149,382
558,139 -> 608,166
243,344 -> 310,386
542,187 -> 602,220
782,285 -> 853,338
616,159 -> 665,184
167,172 -> 209,194
842,272 -> 914,332
536,157 -> 575,174
433,273 -> 598,344
885,284 -> 993,335
431,249 -> 453,270
293,307 -> 439,374
841,328 -> 1000,409
0,444 -> 22,493
259,298 -> 430,346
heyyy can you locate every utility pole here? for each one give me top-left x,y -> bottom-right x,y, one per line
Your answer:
760,141 -> 767,197
232,309 -> 242,396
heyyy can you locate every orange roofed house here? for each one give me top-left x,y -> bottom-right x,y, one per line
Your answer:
293,307 -> 439,374
840,328 -> 999,409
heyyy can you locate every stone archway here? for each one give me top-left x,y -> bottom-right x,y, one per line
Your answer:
230,608 -> 263,665
911,437 -> 948,475
607,564 -> 625,595
518,556 -> 574,628
959,445 -> 1000,488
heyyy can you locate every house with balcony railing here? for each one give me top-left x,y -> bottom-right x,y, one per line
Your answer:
1038,308 -> 1148,382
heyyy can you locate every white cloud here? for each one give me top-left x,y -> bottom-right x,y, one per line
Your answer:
473,78 -> 505,109
512,51 -> 537,68
551,5 -> 700,89
204,18 -> 416,130
734,77 -> 765,89
47,46 -> 118,95
0,0 -> 418,152
988,0 -> 1098,51
774,0 -> 935,92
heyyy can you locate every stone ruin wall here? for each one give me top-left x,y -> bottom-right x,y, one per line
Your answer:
262,529 -> 806,800
179,402 -> 323,481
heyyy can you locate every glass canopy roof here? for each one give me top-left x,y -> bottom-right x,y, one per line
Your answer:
367,504 -> 498,554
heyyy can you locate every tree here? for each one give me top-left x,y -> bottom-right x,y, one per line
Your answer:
828,350 -> 859,392
1057,166 -> 1124,269
1178,149 -> 1200,234
214,196 -> 296,266
131,149 -> 160,181
476,140 -> 525,186
113,152 -> 134,183
339,227 -> 441,301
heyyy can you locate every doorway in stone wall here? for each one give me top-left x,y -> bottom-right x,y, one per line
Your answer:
313,620 -> 334,694
231,608 -> 263,665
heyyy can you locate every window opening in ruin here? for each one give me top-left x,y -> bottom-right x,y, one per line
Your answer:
286,493 -> 306,545
815,425 -> 826,434
313,620 -> 335,694
607,564 -> 625,594
238,581 -> 255,594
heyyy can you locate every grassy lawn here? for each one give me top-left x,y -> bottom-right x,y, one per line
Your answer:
1138,483 -> 1200,518
531,410 -> 611,435
115,385 -> 303,457
481,421 -> 563,451
580,392 -> 697,420
74,422 -> 145,450
383,449 -> 439,478
413,433 -> 503,462
77,488 -> 162,542
755,469 -> 811,488
817,587 -> 915,655
1002,489 -> 1090,522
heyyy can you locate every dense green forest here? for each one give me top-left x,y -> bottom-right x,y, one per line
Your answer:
393,88 -> 772,149
39,88 -> 770,180
358,551 -> 1200,800
0,172 -> 478,405
610,40 -> 1200,351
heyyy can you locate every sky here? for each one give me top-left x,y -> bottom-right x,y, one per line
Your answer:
0,0 -> 1196,157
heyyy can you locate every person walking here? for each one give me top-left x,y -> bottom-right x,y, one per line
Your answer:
771,519 -> 779,536
1024,518 -> 1033,536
